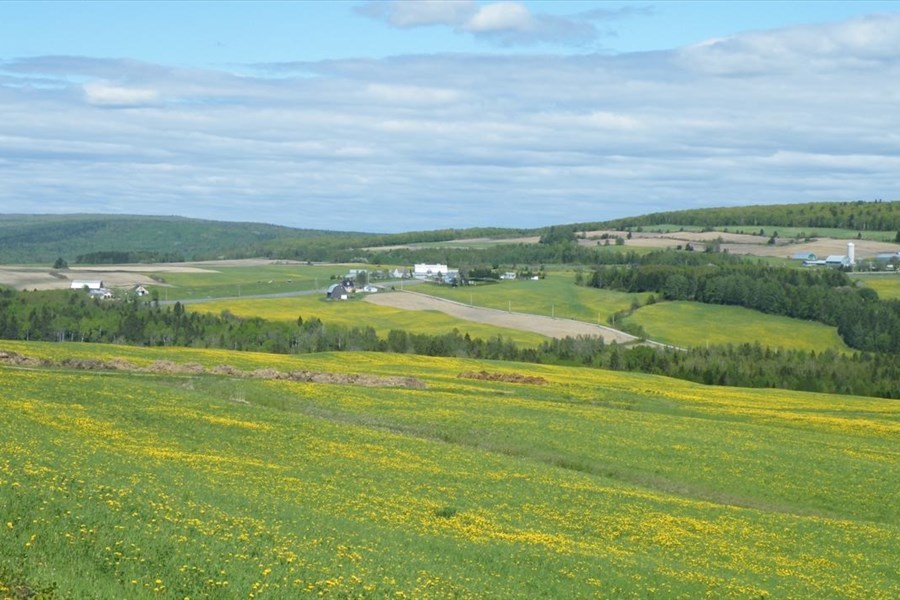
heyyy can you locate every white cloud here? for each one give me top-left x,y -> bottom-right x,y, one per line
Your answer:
465,2 -> 535,33
2,13 -> 900,231
362,0 -> 475,28
83,81 -> 160,106
358,0 -> 605,47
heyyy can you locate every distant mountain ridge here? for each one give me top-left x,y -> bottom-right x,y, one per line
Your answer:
2,201 -> 897,264
0,214 -> 356,264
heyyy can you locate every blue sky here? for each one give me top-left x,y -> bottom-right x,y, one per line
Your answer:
2,1 -> 900,231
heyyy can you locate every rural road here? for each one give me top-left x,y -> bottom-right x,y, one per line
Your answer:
365,290 -> 643,344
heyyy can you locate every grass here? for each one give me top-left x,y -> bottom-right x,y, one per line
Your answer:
150,264 -> 365,301
187,294 -> 549,347
1,340 -> 898,598
852,273 -> 900,300
413,271 -> 650,324
624,301 -> 850,352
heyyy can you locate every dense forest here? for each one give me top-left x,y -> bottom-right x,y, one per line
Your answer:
0,287 -> 897,399
591,200 -> 900,231
588,251 -> 900,353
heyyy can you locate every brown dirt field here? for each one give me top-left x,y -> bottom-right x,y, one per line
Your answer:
0,267 -> 167,291
579,229 -> 900,259
364,291 -> 639,344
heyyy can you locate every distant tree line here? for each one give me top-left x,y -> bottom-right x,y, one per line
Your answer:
589,200 -> 900,232
75,251 -> 187,264
588,251 -> 900,353
0,287 -> 897,399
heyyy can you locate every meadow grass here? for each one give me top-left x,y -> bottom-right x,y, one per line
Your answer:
151,264 -> 369,301
186,295 -> 549,346
1,341 -> 897,598
853,273 -> 900,300
624,301 -> 850,352
413,271 -> 650,323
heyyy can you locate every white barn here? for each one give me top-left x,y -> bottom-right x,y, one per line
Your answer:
70,280 -> 104,290
413,263 -> 449,279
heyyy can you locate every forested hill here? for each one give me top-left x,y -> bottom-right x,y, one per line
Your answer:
587,200 -> 900,232
0,214 -> 355,264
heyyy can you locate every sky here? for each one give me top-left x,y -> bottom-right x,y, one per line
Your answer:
2,1 -> 900,232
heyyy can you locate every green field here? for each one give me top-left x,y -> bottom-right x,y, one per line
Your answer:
187,295 -> 549,347
149,264 -> 362,301
624,301 -> 851,352
1,340 -> 897,598
414,272 -> 650,324
853,274 -> 900,300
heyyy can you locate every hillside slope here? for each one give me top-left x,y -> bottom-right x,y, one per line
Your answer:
2,341 -> 897,598
0,214 -> 350,264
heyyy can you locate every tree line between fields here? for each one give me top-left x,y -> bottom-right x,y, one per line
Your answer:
0,287 -> 897,399
582,251 -> 900,354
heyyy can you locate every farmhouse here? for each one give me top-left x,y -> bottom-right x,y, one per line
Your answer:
500,272 -> 517,280
70,280 -> 104,290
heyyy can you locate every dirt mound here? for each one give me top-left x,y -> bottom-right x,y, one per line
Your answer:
458,370 -> 548,385
0,348 -> 426,389
0,350 -> 46,367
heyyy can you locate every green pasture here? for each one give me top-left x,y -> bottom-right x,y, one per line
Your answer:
624,301 -> 850,352
187,294 -> 548,346
414,271 -> 650,323
150,264 -> 370,301
1,341 -> 898,598
853,273 -> 900,300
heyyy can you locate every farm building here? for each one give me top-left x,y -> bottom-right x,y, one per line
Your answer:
824,255 -> 852,268
326,283 -> 350,300
791,252 -> 817,261
133,285 -> 150,296
500,272 -> 517,280
70,280 -> 105,290
875,252 -> 900,263
413,263 -> 449,279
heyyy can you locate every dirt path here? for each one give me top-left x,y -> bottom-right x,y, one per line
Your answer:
365,290 -> 641,344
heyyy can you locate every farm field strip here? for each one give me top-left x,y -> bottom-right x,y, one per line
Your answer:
2,341 -> 898,598
364,291 -> 639,343
186,294 -> 549,346
409,272 -> 650,324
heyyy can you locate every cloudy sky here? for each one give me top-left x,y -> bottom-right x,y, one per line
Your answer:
2,1 -> 899,232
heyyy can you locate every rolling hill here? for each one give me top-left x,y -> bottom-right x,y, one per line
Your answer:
1,341 -> 898,598
0,214 -> 352,264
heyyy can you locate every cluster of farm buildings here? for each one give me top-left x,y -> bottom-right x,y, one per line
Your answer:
69,280 -> 149,300
792,243 -> 900,270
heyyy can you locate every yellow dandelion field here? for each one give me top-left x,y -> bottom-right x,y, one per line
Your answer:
1,340 -> 898,598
